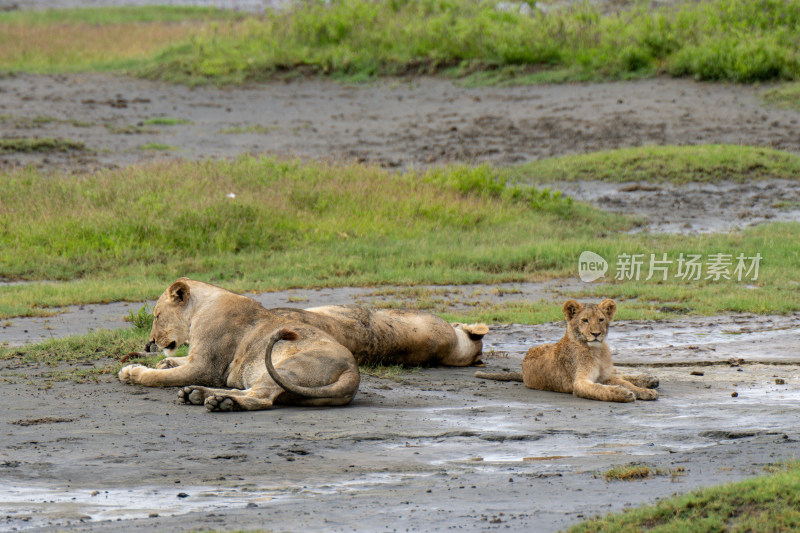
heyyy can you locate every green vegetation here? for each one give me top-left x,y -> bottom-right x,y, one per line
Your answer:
1,148 -> 799,320
0,137 -> 86,153
513,145 -> 800,184
126,304 -> 154,330
762,82 -> 800,110
1,0 -> 799,84
0,156 -> 606,317
141,0 -> 800,85
140,142 -> 177,151
142,117 -> 193,126
573,462 -> 800,532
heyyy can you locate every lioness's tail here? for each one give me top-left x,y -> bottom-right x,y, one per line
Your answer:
265,328 -> 360,400
474,371 -> 524,382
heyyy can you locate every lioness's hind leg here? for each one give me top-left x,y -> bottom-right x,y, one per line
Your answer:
620,373 -> 659,389
178,385 -> 221,405
204,389 -> 280,412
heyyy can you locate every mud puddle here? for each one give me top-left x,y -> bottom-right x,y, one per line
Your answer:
547,179 -> 800,234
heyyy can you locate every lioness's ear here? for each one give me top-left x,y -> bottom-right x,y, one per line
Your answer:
563,300 -> 583,320
168,280 -> 190,306
599,299 -> 617,320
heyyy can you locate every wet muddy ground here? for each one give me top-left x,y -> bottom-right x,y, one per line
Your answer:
2,299 -> 799,532
2,280 -> 800,531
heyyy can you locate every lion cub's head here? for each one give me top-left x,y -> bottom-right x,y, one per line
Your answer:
149,278 -> 193,356
562,299 -> 616,347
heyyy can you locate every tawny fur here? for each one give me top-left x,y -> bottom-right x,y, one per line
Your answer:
476,299 -> 658,403
119,278 -> 488,411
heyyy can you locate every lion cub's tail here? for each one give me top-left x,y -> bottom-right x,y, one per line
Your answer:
265,328 -> 359,400
474,371 -> 524,382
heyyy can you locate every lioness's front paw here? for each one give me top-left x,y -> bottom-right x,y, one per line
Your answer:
205,395 -> 238,412
636,388 -> 659,401
157,358 -> 178,370
119,364 -> 145,384
178,386 -> 208,405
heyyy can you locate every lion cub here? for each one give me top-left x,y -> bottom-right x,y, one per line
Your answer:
476,299 -> 658,403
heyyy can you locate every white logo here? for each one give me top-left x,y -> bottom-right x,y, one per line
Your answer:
579,251 -> 608,283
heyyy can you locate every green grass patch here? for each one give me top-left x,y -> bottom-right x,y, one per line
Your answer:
142,117 -> 193,126
762,82 -> 800,110
0,137 -> 86,153
139,142 -> 177,151
1,151 -> 799,319
602,464 -> 654,481
139,0 -> 800,85
513,145 -> 800,184
572,461 -> 800,532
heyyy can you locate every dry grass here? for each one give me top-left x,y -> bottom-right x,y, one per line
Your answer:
0,22 -> 201,72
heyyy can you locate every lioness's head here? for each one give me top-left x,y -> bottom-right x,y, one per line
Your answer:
562,299 -> 616,347
148,278 -> 192,356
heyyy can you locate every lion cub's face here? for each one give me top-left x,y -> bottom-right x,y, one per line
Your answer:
149,280 -> 192,356
563,299 -> 616,347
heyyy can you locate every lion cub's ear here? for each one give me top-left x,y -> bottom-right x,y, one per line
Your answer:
599,299 -> 617,320
168,280 -> 191,306
562,300 -> 583,320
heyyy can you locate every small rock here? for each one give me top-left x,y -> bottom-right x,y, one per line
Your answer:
177,492 -> 189,498
690,371 -> 704,376
775,378 -> 786,385
731,392 -> 738,398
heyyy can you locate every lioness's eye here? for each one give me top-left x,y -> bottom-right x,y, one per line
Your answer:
599,318 -> 605,322
582,318 -> 588,323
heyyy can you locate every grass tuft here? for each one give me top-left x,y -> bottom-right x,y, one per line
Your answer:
139,142 -> 177,151
142,117 -> 193,126
762,82 -> 800,110
514,145 -> 800,184
0,137 -> 86,153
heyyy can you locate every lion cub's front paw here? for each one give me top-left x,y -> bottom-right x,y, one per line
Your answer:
613,387 -> 636,403
635,388 -> 659,401
118,364 -> 144,384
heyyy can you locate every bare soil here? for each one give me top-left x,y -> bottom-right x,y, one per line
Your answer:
2,63 -> 800,532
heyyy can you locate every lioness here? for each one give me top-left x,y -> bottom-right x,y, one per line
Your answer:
119,278 -> 488,411
475,299 -> 658,403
